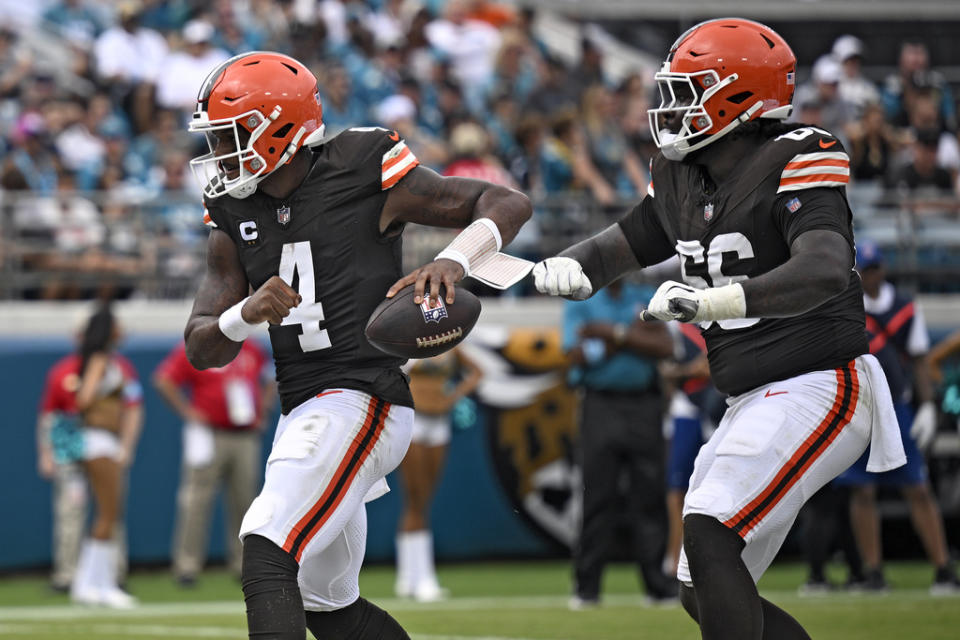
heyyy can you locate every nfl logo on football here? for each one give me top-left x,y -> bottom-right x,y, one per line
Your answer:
420,297 -> 448,323
276,205 -> 291,225
703,203 -> 714,222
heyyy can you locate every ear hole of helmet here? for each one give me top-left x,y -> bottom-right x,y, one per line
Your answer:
273,123 -> 294,138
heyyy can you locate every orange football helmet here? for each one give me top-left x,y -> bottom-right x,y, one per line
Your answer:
648,18 -> 796,161
189,52 -> 325,199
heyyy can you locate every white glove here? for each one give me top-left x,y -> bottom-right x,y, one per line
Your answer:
644,280 -> 747,323
910,401 -> 937,449
532,257 -> 593,300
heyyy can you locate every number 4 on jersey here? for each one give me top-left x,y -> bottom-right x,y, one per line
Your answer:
278,241 -> 332,352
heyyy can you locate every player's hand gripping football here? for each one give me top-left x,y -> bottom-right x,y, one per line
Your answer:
242,276 -> 302,324
386,258 -> 464,307
532,257 -> 593,300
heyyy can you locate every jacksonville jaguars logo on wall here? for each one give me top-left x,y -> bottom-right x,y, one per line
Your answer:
464,327 -> 581,549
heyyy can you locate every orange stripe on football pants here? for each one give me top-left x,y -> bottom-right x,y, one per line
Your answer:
723,361 -> 859,538
282,397 -> 391,561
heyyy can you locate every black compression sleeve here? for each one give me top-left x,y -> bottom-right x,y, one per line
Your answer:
241,534 -> 305,640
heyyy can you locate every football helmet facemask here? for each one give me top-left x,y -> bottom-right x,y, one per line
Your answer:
189,51 -> 326,199
648,18 -> 796,161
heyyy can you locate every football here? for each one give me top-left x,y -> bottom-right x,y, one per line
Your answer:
365,284 -> 481,359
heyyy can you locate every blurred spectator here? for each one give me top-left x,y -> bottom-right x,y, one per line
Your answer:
466,0 -> 517,29
396,348 -> 482,602
563,278 -> 677,608
426,0 -> 502,112
41,0 -> 105,44
209,0 -> 265,56
904,92 -> 960,183
125,107 -> 194,185
442,121 -> 515,187
2,112 -> 60,194
506,114 -> 544,195
154,340 -> 274,586
792,55 -> 857,141
156,20 -> 230,114
882,41 -> 957,132
489,27 -> 540,107
570,36 -> 606,97
486,91 -> 521,161
847,103 -> 901,183
0,27 -> 34,99
93,0 -> 167,133
928,328 -> 960,435
885,128 -> 956,196
831,35 -> 880,116
363,0 -> 407,50
835,241 -> 960,594
320,64 -> 369,136
542,110 -> 615,205
580,84 -> 646,198
524,55 -> 579,119
377,93 -> 449,169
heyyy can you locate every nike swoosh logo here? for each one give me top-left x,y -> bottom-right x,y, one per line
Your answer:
765,390 -> 789,397
388,130 -> 400,142
818,139 -> 837,149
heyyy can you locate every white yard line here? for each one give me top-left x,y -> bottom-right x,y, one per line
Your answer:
0,589 -> 953,624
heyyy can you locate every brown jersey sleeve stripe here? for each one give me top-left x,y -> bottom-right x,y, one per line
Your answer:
722,361 -> 859,538
282,396 -> 391,561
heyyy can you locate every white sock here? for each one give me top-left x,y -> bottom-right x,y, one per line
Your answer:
395,532 -> 415,594
409,530 -> 438,589
89,539 -> 119,593
71,540 -> 97,597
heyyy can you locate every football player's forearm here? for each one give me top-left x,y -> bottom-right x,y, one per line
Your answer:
185,230 -> 250,369
559,224 -> 641,292
740,231 -> 850,318
473,185 -> 532,246
184,315 -> 243,369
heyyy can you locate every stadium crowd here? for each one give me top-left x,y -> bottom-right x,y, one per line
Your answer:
0,0 -> 959,300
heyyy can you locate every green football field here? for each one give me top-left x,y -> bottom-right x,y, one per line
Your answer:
0,561 -> 957,639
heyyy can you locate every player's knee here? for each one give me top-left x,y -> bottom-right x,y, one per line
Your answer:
683,514 -> 743,571
241,535 -> 305,640
305,598 -> 409,640
241,534 -> 299,598
679,582 -> 699,623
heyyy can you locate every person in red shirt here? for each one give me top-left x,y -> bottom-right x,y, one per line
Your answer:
38,304 -> 144,608
153,339 -> 275,586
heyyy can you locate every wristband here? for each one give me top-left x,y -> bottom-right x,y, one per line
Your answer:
697,283 -> 747,322
434,218 -> 532,290
218,297 -> 258,342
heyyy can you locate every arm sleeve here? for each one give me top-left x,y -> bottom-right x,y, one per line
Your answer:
771,187 -> 855,248
616,196 -> 675,267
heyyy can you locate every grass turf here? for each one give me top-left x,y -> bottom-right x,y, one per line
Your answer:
0,561 -> 957,639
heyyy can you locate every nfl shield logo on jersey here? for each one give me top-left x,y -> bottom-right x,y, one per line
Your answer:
704,203 -> 714,222
420,297 -> 448,323
276,205 -> 291,226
